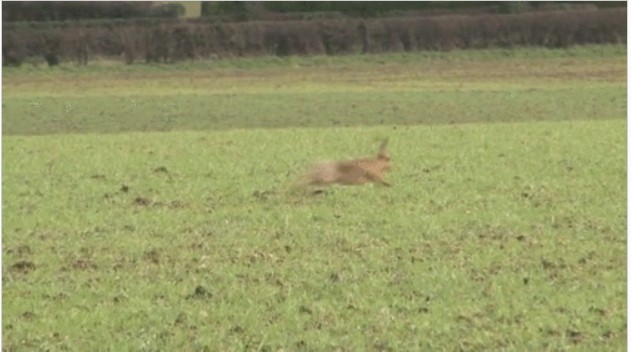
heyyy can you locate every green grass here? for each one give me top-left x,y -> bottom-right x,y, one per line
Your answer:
2,46 -> 627,351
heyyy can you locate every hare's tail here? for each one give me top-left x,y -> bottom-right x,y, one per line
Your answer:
290,174 -> 309,190
286,168 -> 314,193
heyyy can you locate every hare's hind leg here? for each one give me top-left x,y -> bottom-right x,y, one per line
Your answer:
289,167 -> 331,195
290,181 -> 329,195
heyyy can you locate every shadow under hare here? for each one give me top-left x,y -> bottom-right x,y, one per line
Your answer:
296,139 -> 392,191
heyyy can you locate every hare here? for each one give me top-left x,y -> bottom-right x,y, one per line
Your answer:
296,139 -> 392,190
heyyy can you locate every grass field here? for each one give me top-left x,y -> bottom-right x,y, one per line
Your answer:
3,45 -> 627,351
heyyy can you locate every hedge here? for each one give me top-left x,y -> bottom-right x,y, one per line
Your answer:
2,7 -> 625,66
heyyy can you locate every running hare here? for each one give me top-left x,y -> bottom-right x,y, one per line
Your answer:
298,139 -> 391,189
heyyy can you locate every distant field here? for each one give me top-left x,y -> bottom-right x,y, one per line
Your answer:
3,45 -> 627,351
2,44 -> 626,135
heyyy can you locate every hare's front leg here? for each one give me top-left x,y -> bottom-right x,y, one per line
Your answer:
364,169 -> 391,187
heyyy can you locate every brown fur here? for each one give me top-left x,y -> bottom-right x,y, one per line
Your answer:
297,139 -> 391,189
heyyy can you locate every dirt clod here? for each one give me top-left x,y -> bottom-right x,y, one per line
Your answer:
21,311 -> 36,320
10,260 -> 35,273
133,196 -> 151,206
567,329 -> 583,344
188,285 -> 212,299
143,249 -> 160,264
73,259 -> 97,271
174,313 -> 187,325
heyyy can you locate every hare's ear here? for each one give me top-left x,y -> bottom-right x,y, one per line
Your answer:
378,138 -> 389,157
